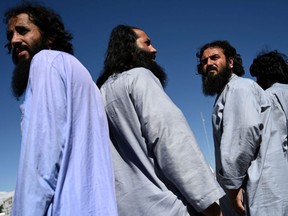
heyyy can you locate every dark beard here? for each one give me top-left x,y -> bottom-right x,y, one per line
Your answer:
11,37 -> 48,100
202,64 -> 232,96
133,48 -> 167,88
12,59 -> 32,100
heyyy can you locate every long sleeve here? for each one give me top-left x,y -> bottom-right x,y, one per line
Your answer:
101,67 -> 223,215
214,77 -> 264,189
12,52 -> 67,215
12,50 -> 118,216
129,69 -> 224,212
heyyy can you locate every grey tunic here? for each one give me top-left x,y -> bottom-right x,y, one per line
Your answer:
266,83 -> 288,131
266,83 -> 288,162
213,74 -> 288,215
100,68 -> 224,216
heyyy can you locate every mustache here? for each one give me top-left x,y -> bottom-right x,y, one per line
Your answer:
12,43 -> 29,55
203,65 -> 217,77
206,65 -> 217,71
12,44 -> 29,64
135,48 -> 156,60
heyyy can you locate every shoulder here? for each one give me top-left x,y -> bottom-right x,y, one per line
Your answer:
32,50 -> 70,61
227,74 -> 262,94
105,67 -> 160,86
126,67 -> 155,78
268,83 -> 288,92
125,67 -> 161,85
225,74 -> 269,106
224,75 -> 264,97
33,50 -> 78,63
228,74 -> 255,88
102,67 -> 163,94
32,50 -> 85,72
30,50 -> 90,82
267,83 -> 288,103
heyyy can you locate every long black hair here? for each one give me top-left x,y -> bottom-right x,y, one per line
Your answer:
4,1 -> 73,54
196,40 -> 244,76
250,50 -> 288,89
96,24 -> 140,87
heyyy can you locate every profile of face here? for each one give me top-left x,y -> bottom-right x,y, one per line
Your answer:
7,13 -> 46,65
201,47 -> 233,96
132,28 -> 167,87
133,28 -> 157,61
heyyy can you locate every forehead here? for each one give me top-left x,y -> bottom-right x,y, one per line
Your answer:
202,47 -> 224,59
133,28 -> 149,40
8,13 -> 34,30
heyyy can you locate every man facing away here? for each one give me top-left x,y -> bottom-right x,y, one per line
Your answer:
197,40 -> 288,215
250,50 -> 288,124
4,2 -> 118,215
97,24 -> 224,216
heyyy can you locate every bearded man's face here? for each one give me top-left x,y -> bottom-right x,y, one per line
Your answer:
200,47 -> 233,96
7,13 -> 49,99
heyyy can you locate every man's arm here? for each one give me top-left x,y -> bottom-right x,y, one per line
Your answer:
227,188 -> 245,216
12,52 -> 66,215
202,202 -> 223,216
131,69 -> 224,213
218,81 -> 264,189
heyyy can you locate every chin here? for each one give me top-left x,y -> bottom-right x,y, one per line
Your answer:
16,55 -> 30,65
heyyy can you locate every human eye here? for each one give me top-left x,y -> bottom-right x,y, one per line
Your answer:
15,26 -> 29,36
145,39 -> 151,46
201,58 -> 208,65
210,55 -> 220,60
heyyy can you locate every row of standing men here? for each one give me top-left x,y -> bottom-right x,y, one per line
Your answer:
4,2 -> 288,216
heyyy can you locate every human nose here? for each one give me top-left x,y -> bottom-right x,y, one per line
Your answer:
207,57 -> 214,65
150,45 -> 157,53
11,32 -> 22,48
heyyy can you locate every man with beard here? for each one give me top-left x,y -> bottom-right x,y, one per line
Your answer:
96,25 -> 224,216
197,40 -> 288,216
4,2 -> 118,216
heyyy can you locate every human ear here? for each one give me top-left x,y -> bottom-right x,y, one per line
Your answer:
228,57 -> 234,69
47,37 -> 54,49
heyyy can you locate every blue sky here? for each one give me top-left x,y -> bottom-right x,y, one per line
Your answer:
1,0 -> 288,192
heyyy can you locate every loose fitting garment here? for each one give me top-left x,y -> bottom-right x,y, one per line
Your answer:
12,50 -> 118,216
266,83 -> 288,161
266,83 -> 288,129
213,74 -> 288,216
100,68 -> 224,216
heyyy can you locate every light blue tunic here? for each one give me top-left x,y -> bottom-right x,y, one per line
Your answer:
100,67 -> 224,216
266,83 -> 288,133
265,83 -> 288,163
12,50 -> 118,216
213,74 -> 288,215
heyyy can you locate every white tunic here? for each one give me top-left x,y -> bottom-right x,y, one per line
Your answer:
100,67 -> 224,216
12,50 -> 118,216
213,74 -> 288,215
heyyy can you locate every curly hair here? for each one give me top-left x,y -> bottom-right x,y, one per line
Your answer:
196,40 -> 244,77
250,50 -> 288,89
96,24 -> 140,87
4,1 -> 73,54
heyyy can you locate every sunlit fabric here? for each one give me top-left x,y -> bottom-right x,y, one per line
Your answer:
213,74 -> 288,215
100,68 -> 224,216
266,83 -> 288,129
12,50 -> 118,216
